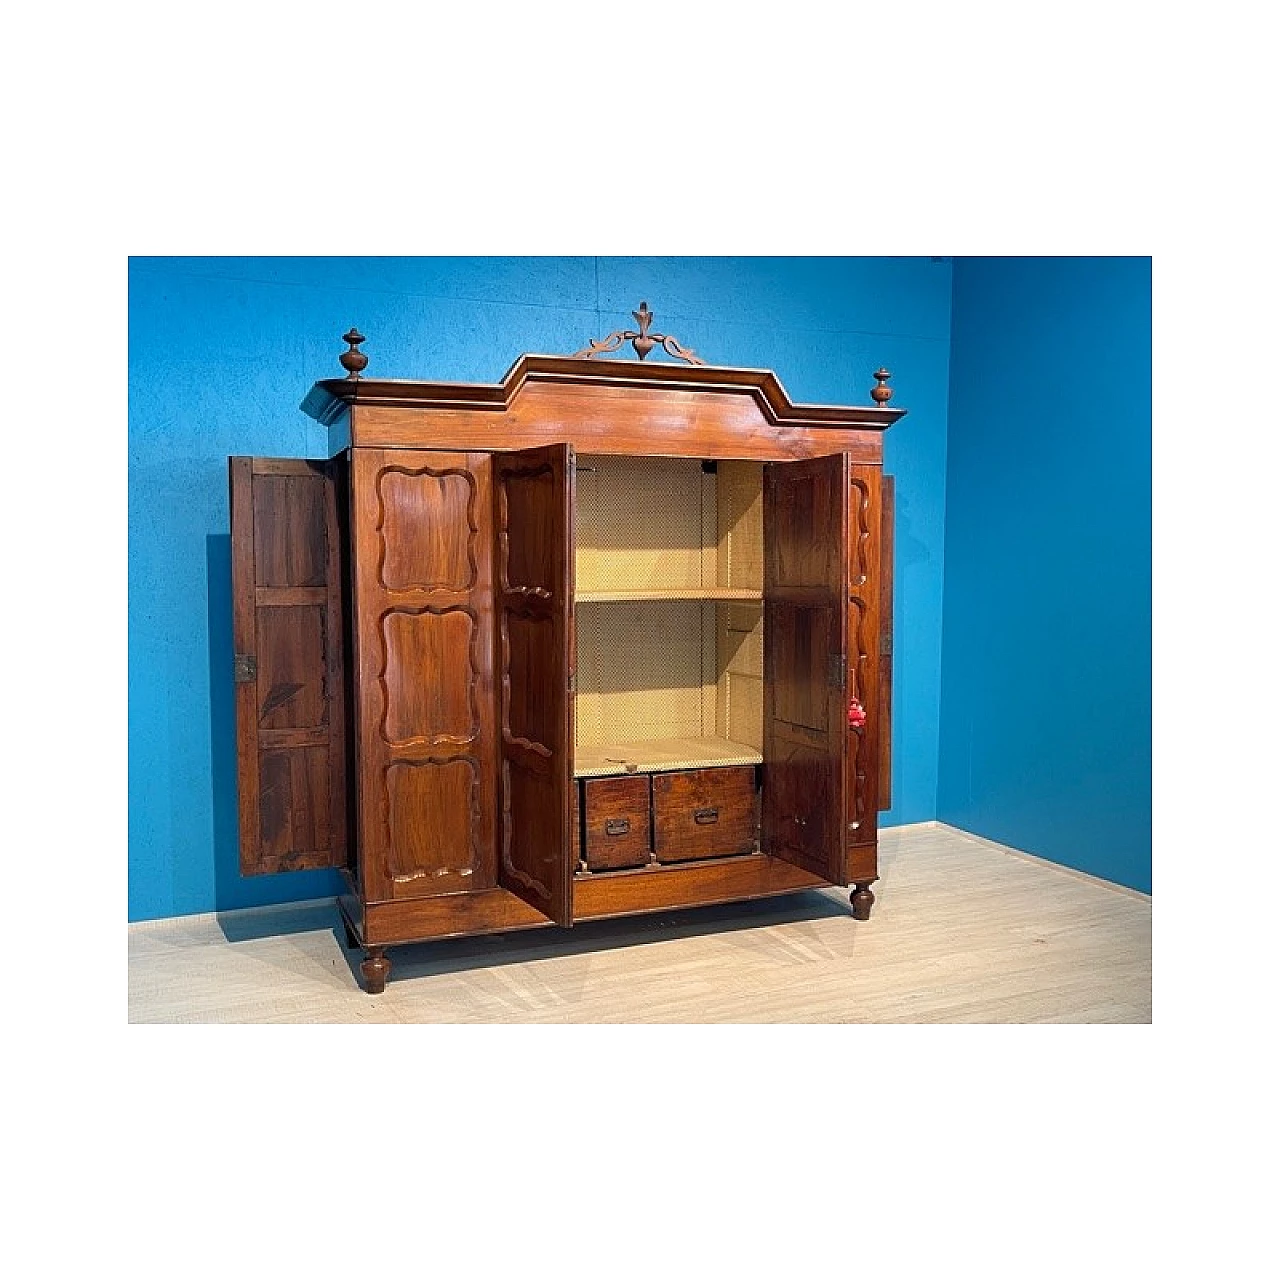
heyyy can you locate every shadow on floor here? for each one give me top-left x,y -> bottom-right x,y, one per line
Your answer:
352,888 -> 854,988
216,900 -> 348,943
224,888 -> 854,989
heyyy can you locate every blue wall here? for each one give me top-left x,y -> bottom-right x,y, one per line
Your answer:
128,257 -> 952,922
937,257 -> 1152,893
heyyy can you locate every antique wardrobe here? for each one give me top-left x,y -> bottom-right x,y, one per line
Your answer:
229,311 -> 904,992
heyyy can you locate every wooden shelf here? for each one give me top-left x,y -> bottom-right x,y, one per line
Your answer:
578,588 -> 757,604
575,588 -> 762,603
575,736 -> 763,779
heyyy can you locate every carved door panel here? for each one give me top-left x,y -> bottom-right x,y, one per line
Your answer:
229,457 -> 348,876
349,449 -> 497,902
494,443 -> 575,927
761,452 -> 849,884
847,464 -> 885,847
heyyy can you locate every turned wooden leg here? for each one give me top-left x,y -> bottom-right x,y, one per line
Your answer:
360,946 -> 391,995
850,882 -> 876,921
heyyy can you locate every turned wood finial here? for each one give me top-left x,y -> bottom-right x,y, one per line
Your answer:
631,302 -> 657,359
870,367 -> 893,406
339,328 -> 368,380
571,302 -> 706,365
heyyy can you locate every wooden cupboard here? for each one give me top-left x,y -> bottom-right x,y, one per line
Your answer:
229,317 -> 904,993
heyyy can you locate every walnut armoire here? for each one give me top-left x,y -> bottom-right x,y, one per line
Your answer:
230,310 -> 904,993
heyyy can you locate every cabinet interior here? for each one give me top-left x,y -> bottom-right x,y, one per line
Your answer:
573,455 -> 765,778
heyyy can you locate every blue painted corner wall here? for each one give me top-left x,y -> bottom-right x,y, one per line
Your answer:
938,257 -> 1152,894
128,257 -> 952,922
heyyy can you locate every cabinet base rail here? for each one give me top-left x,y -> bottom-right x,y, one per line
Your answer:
338,853 -> 878,993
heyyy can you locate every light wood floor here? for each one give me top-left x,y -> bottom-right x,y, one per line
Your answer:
127,823 -> 1151,1023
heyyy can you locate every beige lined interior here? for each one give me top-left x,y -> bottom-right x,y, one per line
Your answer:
574,456 -> 765,778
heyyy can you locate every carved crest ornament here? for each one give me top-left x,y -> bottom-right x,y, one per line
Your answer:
571,301 -> 706,365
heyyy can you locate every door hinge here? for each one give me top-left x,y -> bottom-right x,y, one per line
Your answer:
827,654 -> 846,689
233,653 -> 258,683
568,672 -> 577,694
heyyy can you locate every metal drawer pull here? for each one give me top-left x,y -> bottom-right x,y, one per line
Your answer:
694,807 -> 719,825
604,818 -> 631,837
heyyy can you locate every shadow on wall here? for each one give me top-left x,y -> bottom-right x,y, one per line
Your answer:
891,480 -> 932,574
206,533 -> 343,916
207,534 -> 240,908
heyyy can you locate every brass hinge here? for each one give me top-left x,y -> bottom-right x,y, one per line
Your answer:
827,654 -> 846,688
233,653 -> 258,683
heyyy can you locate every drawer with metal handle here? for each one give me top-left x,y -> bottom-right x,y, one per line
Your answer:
582,775 -> 653,871
652,766 -> 758,863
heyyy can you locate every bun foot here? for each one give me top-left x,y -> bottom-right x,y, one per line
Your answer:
850,882 -> 876,921
360,946 -> 391,994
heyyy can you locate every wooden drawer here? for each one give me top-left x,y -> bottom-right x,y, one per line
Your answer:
652,767 -> 758,863
582,775 -> 652,871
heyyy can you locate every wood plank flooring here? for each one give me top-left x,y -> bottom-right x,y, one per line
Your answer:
127,823 -> 1152,1023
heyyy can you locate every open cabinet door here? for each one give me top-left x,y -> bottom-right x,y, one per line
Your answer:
761,452 -> 849,883
494,443 -> 575,926
229,456 -> 348,876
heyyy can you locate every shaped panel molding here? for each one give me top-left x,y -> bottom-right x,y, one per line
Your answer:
498,462 -> 556,596
850,475 -> 871,588
385,757 -> 481,887
500,759 -> 554,900
500,609 -> 558,755
380,606 -> 480,746
377,465 -> 478,591
848,596 -> 870,835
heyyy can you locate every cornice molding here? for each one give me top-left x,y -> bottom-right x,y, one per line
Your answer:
301,353 -> 906,432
